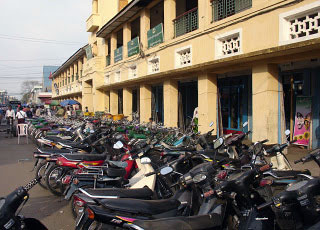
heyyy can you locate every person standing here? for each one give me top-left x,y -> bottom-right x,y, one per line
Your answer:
16,107 -> 27,124
26,107 -> 33,118
35,107 -> 41,117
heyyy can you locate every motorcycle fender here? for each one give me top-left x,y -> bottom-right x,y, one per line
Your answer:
64,183 -> 79,200
64,181 -> 92,200
23,218 -> 48,230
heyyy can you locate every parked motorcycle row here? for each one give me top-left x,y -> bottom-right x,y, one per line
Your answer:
1,116 -> 320,230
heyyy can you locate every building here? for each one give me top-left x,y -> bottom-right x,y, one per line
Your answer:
0,90 -> 9,105
43,66 -> 59,92
29,86 -> 43,104
52,0 -> 320,148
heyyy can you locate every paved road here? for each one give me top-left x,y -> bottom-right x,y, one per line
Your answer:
0,124 -> 74,230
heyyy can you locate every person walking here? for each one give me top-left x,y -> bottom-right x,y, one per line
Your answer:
16,107 -> 27,124
5,105 -> 15,136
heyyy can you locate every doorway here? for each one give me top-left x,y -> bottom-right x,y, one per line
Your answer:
218,76 -> 249,133
178,81 -> 198,129
151,85 -> 164,123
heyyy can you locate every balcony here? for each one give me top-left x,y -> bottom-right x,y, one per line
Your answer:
212,0 -> 252,22
86,13 -> 100,32
174,7 -> 198,38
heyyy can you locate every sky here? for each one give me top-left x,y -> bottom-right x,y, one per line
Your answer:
0,0 -> 91,99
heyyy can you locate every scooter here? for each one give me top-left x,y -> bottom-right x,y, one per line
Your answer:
0,177 -> 47,230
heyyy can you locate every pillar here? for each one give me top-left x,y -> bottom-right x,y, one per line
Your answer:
164,0 -> 176,41
93,89 -> 105,112
198,73 -> 217,134
252,64 -> 279,144
105,91 -> 110,112
164,79 -> 178,127
140,84 -> 152,123
123,22 -> 131,58
140,8 -> 150,48
82,81 -> 93,112
198,0 -> 211,30
123,88 -> 133,120
110,90 -> 118,115
110,33 -> 117,65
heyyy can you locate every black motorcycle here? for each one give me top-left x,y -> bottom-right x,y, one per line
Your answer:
0,177 -> 47,230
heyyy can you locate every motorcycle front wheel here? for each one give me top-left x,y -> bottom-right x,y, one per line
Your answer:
45,165 -> 71,196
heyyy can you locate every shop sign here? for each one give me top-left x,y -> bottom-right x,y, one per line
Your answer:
293,96 -> 312,146
85,45 -> 93,60
114,46 -> 123,63
127,37 -> 140,57
147,23 -> 164,48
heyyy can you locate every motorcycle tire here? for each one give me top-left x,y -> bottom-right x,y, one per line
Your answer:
35,160 -> 48,189
45,165 -> 71,196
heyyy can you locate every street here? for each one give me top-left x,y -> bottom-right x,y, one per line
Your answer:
0,124 -> 74,230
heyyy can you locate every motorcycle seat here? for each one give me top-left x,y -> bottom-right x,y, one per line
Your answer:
265,169 -> 311,178
83,187 -> 153,199
37,148 -> 73,154
107,160 -> 128,169
161,142 -> 195,151
133,214 -> 223,230
63,153 -> 106,161
100,198 -> 180,215
58,141 -> 88,149
103,167 -> 126,177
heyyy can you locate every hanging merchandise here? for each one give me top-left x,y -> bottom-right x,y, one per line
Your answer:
293,96 -> 312,146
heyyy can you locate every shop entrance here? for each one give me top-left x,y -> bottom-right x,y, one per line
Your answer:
118,89 -> 123,114
132,88 -> 140,121
178,81 -> 198,130
151,85 -> 163,123
218,76 -> 249,134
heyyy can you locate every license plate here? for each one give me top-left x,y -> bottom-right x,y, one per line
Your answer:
76,212 -> 85,226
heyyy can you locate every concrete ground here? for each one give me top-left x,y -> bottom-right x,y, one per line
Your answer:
0,122 -> 74,230
0,120 -> 318,230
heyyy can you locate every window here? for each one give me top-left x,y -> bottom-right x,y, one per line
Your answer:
212,0 -> 252,22
115,71 -> 121,83
129,65 -> 137,79
215,28 -> 242,59
175,45 -> 192,69
174,0 -> 198,37
105,74 -> 110,84
279,1 -> 320,45
148,56 -> 160,74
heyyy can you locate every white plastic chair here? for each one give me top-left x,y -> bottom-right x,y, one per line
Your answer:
17,124 -> 28,144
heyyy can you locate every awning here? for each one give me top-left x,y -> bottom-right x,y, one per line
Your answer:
96,0 -> 153,38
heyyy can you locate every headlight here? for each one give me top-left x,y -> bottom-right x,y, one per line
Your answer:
193,173 -> 207,183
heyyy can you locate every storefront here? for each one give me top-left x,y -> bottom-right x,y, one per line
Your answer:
151,85 -> 164,123
280,60 -> 320,148
218,75 -> 251,134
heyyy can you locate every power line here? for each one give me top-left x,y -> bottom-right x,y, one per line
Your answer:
0,58 -> 67,62
0,34 -> 84,44
0,34 -> 84,45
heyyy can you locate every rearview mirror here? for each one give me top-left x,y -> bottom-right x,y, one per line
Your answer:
113,141 -> 124,149
209,121 -> 214,127
243,121 -> 248,128
213,137 -> 224,149
285,130 -> 290,136
141,157 -> 151,164
160,166 -> 173,175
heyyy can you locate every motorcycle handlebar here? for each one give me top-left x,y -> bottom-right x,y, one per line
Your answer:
24,177 -> 42,192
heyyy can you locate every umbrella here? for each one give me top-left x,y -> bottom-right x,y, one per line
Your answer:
60,99 -> 80,107
50,100 -> 59,106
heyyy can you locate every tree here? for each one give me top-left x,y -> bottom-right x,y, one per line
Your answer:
20,80 -> 41,103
